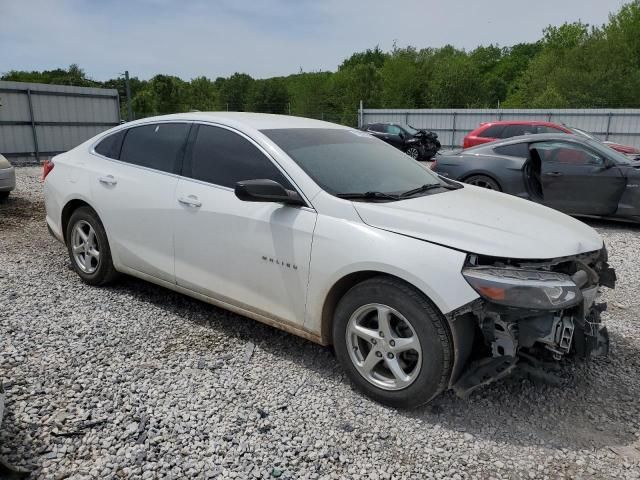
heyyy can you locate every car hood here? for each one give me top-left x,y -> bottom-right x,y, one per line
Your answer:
353,186 -> 603,259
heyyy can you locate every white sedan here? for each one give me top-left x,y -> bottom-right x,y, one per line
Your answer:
43,113 -> 615,408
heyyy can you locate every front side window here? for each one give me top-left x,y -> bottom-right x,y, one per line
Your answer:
186,125 -> 293,189
94,130 -> 126,159
261,128 -> 444,195
119,123 -> 190,173
533,141 -> 604,166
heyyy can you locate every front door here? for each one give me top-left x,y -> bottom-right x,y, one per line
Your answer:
531,140 -> 626,216
173,124 -> 317,326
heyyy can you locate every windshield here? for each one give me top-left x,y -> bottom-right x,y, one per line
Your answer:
569,127 -> 599,141
261,128 -> 444,196
402,124 -> 419,135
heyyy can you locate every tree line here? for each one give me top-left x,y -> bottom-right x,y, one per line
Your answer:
3,1 -> 640,126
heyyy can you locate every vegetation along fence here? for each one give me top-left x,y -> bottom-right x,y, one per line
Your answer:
359,108 -> 640,149
0,80 -> 121,164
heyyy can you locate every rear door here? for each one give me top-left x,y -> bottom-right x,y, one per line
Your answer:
90,122 -> 190,282
531,140 -> 626,215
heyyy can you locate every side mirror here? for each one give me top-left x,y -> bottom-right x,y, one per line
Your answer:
398,132 -> 405,140
235,179 -> 304,206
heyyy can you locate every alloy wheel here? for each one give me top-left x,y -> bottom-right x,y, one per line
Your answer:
71,220 -> 100,274
406,147 -> 419,159
346,303 -> 422,391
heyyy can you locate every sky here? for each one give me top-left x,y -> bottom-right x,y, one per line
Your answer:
0,0 -> 626,81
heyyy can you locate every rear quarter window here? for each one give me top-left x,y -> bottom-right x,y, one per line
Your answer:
94,130 -> 126,159
493,143 -> 530,158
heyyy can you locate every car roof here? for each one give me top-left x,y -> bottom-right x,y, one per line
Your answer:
123,112 -> 349,131
478,120 -> 564,127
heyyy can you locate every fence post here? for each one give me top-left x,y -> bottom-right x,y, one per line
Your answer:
451,111 -> 457,148
26,88 -> 40,162
605,112 -> 613,141
359,100 -> 363,128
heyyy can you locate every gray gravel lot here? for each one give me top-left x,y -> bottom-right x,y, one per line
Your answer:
1,167 -> 640,479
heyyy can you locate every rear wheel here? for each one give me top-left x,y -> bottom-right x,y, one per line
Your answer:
66,207 -> 118,286
0,191 -> 9,202
465,174 -> 501,191
333,276 -> 453,408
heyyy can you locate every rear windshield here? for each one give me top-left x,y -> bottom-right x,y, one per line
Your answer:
261,128 -> 443,195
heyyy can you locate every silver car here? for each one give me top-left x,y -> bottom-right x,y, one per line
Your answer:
0,154 -> 16,200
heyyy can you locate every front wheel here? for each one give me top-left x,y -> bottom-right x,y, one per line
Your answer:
333,276 -> 453,408
405,146 -> 420,159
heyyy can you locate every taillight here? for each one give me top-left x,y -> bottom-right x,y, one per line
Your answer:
430,159 -> 437,170
41,159 -> 55,181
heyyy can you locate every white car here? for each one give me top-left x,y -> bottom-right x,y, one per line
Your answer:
0,153 -> 16,200
43,113 -> 616,408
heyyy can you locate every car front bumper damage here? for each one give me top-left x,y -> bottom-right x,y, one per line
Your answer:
447,247 -> 616,397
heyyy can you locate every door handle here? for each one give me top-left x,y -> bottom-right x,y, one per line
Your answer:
544,172 -> 563,177
98,175 -> 117,185
178,195 -> 202,208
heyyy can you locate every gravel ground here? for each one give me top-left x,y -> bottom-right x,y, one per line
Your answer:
1,166 -> 640,480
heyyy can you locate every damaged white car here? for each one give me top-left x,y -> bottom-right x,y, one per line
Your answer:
43,113 -> 616,408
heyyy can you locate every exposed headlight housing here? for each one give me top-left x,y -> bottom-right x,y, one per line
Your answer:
462,267 -> 582,310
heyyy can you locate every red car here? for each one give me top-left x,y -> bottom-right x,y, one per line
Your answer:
463,121 -> 640,158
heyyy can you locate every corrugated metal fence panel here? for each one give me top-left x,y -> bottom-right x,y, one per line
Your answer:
0,80 -> 120,164
361,108 -> 640,148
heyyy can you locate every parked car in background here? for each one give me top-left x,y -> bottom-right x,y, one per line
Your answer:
433,133 -> 640,223
463,120 -> 640,158
363,123 -> 441,160
568,126 -> 640,159
44,113 -> 615,408
463,121 -> 570,148
0,154 -> 16,201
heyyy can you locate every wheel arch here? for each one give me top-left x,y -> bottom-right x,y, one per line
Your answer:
320,270 -> 448,346
61,198 -> 99,244
461,171 -> 503,190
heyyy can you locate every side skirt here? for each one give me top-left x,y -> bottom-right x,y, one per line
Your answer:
117,265 -> 325,346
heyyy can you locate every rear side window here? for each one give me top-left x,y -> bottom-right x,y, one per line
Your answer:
119,123 -> 190,173
478,125 -> 505,138
502,125 -> 538,138
186,125 -> 293,189
494,143 -> 530,158
94,130 -> 125,159
367,124 -> 383,133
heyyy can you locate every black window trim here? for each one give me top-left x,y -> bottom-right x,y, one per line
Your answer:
180,121 -> 312,209
89,120 -> 193,179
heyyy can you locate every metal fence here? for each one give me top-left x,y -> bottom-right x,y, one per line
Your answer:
359,108 -> 640,149
0,81 -> 121,165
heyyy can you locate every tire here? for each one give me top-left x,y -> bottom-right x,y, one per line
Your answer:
405,147 -> 420,159
0,191 -> 9,202
66,206 -> 118,286
464,174 -> 501,191
333,276 -> 453,409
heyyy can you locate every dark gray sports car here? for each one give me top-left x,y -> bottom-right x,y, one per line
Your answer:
432,133 -> 640,223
